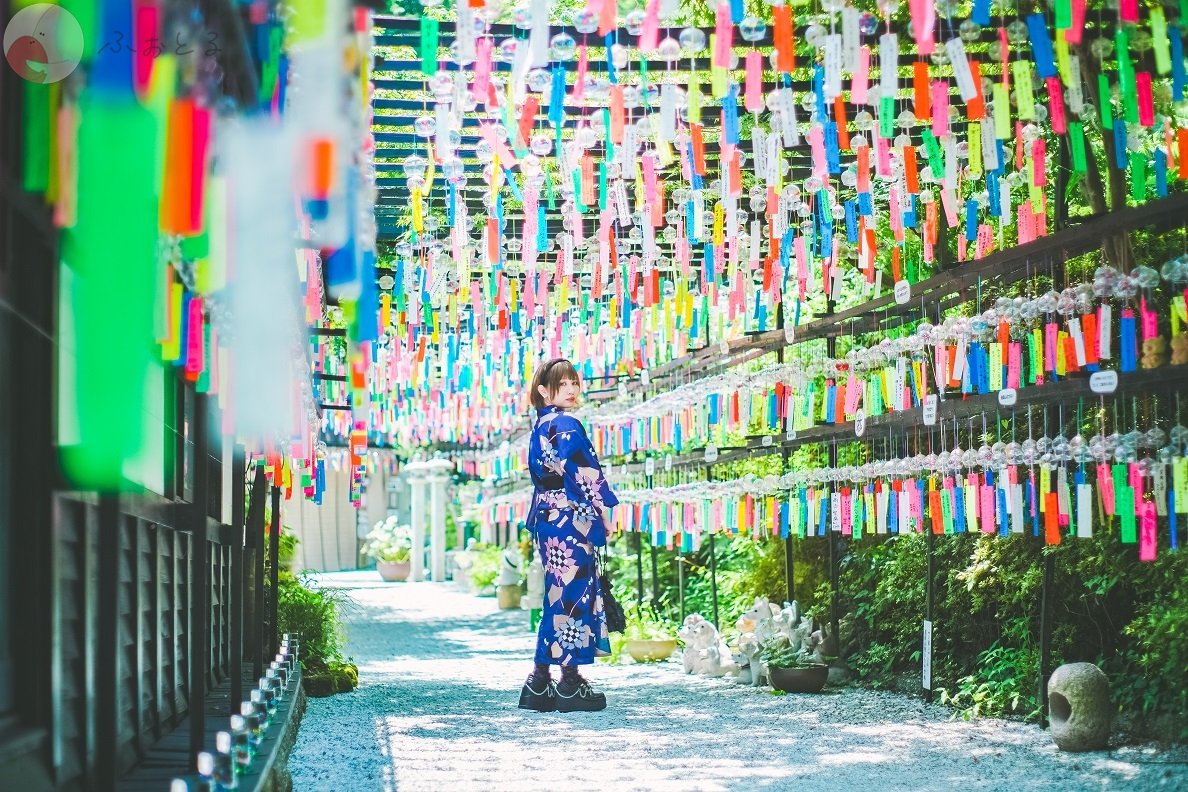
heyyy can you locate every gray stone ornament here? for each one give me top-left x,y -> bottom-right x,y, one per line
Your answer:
1047,662 -> 1112,752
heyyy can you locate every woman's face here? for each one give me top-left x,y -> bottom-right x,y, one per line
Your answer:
542,376 -> 580,409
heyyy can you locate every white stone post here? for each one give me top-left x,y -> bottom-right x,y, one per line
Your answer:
407,473 -> 427,582
426,459 -> 453,582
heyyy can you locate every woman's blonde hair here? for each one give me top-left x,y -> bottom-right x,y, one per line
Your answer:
529,358 -> 580,410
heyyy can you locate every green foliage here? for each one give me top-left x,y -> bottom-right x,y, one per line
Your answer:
623,609 -> 677,641
458,542 -> 503,592
275,571 -> 353,674
759,633 -> 821,669
364,516 -> 413,564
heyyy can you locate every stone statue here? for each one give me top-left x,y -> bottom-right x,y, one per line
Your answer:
678,614 -> 739,677
524,555 -> 545,609
733,597 -> 781,686
1048,663 -> 1112,752
497,546 -> 522,587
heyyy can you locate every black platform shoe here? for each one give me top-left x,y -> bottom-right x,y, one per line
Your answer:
555,677 -> 607,712
518,676 -> 557,712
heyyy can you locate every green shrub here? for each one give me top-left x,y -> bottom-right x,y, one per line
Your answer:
274,572 -> 358,697
462,543 -> 503,592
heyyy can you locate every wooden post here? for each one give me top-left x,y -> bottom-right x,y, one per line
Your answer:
251,466 -> 266,681
777,299 -> 795,604
269,485 -> 281,658
229,444 -> 246,712
96,495 -> 120,788
707,465 -> 720,630
1039,551 -> 1055,726
634,530 -> 645,613
189,392 -> 210,770
925,526 -> 936,702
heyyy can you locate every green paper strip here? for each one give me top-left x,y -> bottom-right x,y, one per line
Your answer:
1030,328 -> 1042,384
1130,152 -> 1147,200
1098,74 -> 1113,129
1152,9 -> 1172,75
879,94 -> 895,139
922,129 -> 943,179
572,170 -> 585,213
598,162 -> 607,210
993,84 -> 1011,139
23,82 -> 51,193
1117,485 -> 1137,542
688,71 -> 701,125
1055,0 -> 1071,28
546,170 -> 556,209
60,95 -> 158,491
1115,28 -> 1132,82
1121,77 -> 1139,125
421,17 -> 439,76
1069,122 -> 1087,173
1012,60 -> 1036,120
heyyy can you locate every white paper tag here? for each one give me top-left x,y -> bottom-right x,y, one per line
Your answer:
719,338 -> 730,355
783,321 -> 796,343
665,454 -> 674,471
786,428 -> 797,441
879,33 -> 899,96
1098,304 -> 1113,360
641,368 -> 650,387
645,457 -> 656,476
1090,370 -> 1118,394
704,445 -> 719,462
997,388 -> 1017,407
823,34 -> 843,101
842,6 -> 861,64
1076,482 -> 1093,537
945,38 -> 977,101
618,381 -> 629,398
854,409 -> 867,437
660,84 -> 677,141
761,435 -> 774,447
1154,464 -> 1168,517
922,394 -> 938,425
894,279 -> 911,305
614,179 -> 632,226
922,620 -> 933,690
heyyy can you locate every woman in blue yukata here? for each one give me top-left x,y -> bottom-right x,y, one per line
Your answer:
518,358 -> 619,713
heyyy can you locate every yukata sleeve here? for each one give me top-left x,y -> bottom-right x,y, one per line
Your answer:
551,415 -> 619,546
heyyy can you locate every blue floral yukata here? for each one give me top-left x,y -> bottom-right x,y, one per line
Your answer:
526,406 -> 619,666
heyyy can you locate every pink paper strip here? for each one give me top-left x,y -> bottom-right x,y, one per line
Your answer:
745,52 -> 764,113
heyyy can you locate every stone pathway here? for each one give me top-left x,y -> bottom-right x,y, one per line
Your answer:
288,571 -> 1187,791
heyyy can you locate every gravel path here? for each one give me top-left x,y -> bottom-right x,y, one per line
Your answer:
289,571 -> 1187,791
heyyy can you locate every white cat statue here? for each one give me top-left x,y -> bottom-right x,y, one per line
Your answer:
679,614 -> 738,677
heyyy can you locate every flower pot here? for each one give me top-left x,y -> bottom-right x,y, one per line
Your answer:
768,664 -> 828,693
625,638 -> 677,663
376,560 -> 411,582
497,584 -> 522,610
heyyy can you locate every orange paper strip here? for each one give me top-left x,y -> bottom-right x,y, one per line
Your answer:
913,61 -> 932,121
772,6 -> 794,72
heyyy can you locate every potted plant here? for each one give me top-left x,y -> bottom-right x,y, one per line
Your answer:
364,517 -> 413,582
759,632 -> 829,694
623,611 -> 679,663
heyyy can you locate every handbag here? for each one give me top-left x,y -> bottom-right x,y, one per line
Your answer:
595,549 -> 626,634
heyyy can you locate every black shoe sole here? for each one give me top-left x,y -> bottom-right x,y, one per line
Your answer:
518,690 -> 557,712
555,695 -> 607,712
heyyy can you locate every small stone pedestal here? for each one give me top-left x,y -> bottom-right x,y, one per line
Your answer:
1048,662 -> 1112,752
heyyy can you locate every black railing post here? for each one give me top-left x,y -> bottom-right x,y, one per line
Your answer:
925,527 -> 936,702
1039,551 -> 1055,726
269,484 -> 281,658
189,392 -> 210,770
229,444 -> 246,712
96,494 -> 120,789
634,529 -> 645,612
250,465 -> 266,681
